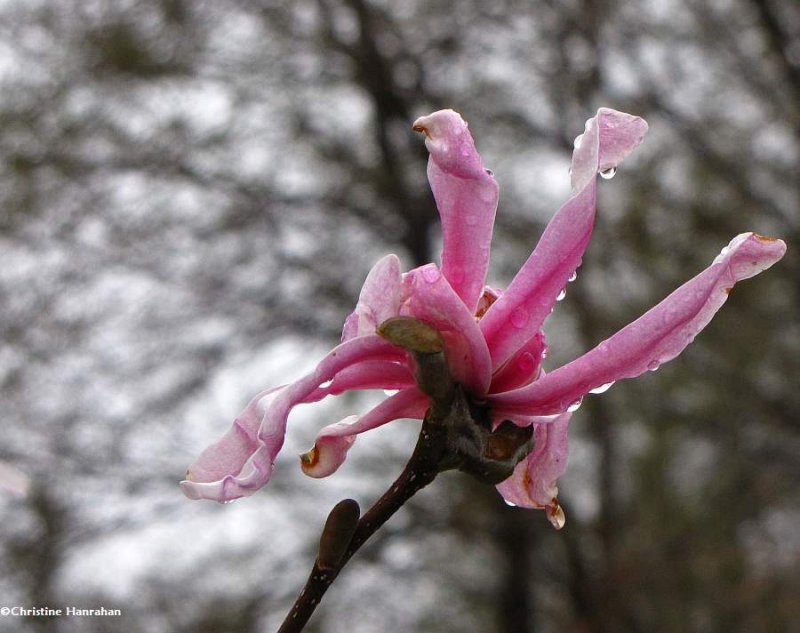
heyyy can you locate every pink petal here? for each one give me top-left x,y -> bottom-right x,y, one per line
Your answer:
180,387 -> 281,501
400,263 -> 492,395
181,335 -> 407,502
310,360 -> 415,399
342,254 -> 403,341
481,109 -> 648,371
414,110 -> 499,314
489,331 -> 546,393
570,108 -> 650,192
301,387 -> 429,478
491,232 -> 787,417
495,412 -> 571,529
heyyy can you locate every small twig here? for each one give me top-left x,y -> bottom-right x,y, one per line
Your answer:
277,417 -> 448,633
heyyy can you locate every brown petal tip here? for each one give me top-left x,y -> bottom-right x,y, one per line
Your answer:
753,233 -> 779,242
299,446 -> 319,471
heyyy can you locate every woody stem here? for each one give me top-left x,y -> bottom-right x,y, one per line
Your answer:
277,417 -> 448,633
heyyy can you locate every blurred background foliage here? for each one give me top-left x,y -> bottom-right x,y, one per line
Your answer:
0,0 -> 798,631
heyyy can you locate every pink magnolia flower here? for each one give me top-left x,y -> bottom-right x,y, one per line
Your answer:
181,108 -> 786,528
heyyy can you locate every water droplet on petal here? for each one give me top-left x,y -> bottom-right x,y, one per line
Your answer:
383,389 -> 399,396
319,379 -> 334,389
556,288 -> 567,302
713,245 -> 731,265
599,167 -> 617,180
516,352 -> 536,375
589,381 -> 615,394
546,500 -> 566,530
421,267 -> 441,283
567,398 -> 583,413
568,271 -> 578,283
222,499 -> 238,505
647,360 -> 661,372
504,499 -> 517,507
510,307 -> 529,329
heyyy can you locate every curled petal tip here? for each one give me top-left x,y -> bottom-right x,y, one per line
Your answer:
300,420 -> 359,479
413,109 -> 490,182
302,392 -> 427,479
571,108 -> 648,191
179,479 -> 201,500
717,232 -> 786,275
750,232 -> 787,260
412,109 -> 464,137
179,476 -> 246,503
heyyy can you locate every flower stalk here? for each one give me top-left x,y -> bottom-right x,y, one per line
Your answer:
278,417 -> 447,633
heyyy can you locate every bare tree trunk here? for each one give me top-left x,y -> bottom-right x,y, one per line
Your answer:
15,486 -> 67,633
495,502 -> 535,633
